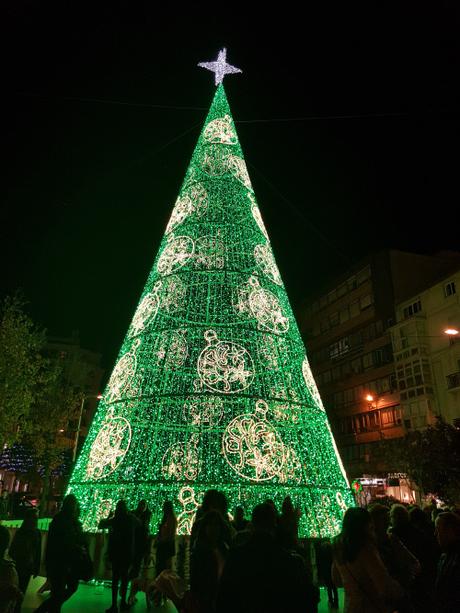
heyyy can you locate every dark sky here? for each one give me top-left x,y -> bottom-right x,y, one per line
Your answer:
2,3 -> 459,369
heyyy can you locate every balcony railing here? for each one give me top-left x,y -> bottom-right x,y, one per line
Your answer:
447,371 -> 460,390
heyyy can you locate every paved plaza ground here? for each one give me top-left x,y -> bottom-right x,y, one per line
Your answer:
22,576 -> 344,612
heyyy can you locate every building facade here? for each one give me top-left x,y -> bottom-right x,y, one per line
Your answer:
298,250 -> 460,497
390,269 -> 460,430
45,332 -> 104,454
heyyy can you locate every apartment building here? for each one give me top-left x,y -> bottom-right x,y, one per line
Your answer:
46,331 -> 104,452
298,250 -> 460,488
390,269 -> 460,429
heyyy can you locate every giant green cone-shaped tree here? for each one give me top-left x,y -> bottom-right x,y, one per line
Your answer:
68,83 -> 354,536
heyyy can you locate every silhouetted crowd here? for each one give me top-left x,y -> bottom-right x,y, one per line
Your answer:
0,491 -> 459,613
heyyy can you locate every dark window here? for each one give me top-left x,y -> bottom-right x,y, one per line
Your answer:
445,281 -> 456,297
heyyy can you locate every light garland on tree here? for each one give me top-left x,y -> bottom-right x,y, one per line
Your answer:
68,81 -> 354,537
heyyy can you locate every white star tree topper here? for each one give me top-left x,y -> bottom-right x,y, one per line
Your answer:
198,48 -> 242,85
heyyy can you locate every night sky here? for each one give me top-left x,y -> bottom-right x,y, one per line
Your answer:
2,4 -> 459,371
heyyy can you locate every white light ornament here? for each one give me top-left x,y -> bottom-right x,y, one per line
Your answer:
336,491 -> 349,516
156,329 -> 188,369
183,396 -> 224,427
320,494 -> 342,534
227,154 -> 252,190
162,434 -> 201,481
177,486 -> 200,535
197,329 -> 254,394
161,275 -> 187,313
254,244 -> 282,285
157,235 -> 195,275
202,147 -> 229,177
204,114 -> 237,145
198,48 -> 242,86
247,277 -> 289,334
195,233 -> 226,269
302,356 -> 325,412
86,410 -> 132,480
271,401 -> 300,424
95,498 -> 114,527
129,282 -> 161,338
105,339 -> 141,404
248,193 -> 270,241
222,399 -> 288,482
166,184 -> 208,235
259,334 -> 283,371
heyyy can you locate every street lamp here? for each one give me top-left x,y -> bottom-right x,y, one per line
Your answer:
365,394 -> 375,409
72,394 -> 102,462
444,328 -> 459,336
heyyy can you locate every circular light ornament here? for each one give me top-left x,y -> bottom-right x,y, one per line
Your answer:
222,400 -> 286,482
197,329 -> 254,394
157,235 -> 195,275
86,415 -> 132,480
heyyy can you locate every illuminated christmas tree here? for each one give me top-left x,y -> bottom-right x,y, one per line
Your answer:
68,50 -> 354,536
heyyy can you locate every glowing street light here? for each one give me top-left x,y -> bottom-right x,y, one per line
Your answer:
444,328 -> 459,336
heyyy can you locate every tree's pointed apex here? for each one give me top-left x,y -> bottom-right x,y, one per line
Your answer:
198,48 -> 242,85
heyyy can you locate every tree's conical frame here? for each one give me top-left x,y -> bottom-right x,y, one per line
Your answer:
68,84 -> 354,536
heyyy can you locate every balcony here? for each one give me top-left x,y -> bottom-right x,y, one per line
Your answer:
447,371 -> 460,391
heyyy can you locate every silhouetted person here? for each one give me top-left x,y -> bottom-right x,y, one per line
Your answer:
369,503 -> 420,613
127,500 -> 152,606
277,495 -> 300,551
99,500 -> 138,613
133,499 -> 151,529
332,507 -> 403,613
0,490 -> 10,520
131,500 -> 151,578
190,510 -> 229,613
35,493 -> 85,612
410,505 -> 438,544
155,500 -> 177,576
9,510 -> 41,610
434,512 -> 460,613
217,502 -> 317,613
264,498 -> 279,520
390,503 -> 438,612
191,489 -> 233,548
0,524 -> 22,613
231,506 -> 249,533
316,538 -> 338,609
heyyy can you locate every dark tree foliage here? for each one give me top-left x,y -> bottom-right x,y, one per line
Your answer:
0,295 -> 81,514
0,295 -> 46,447
387,419 -> 460,504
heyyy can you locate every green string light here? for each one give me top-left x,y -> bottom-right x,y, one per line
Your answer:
68,84 -> 354,536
